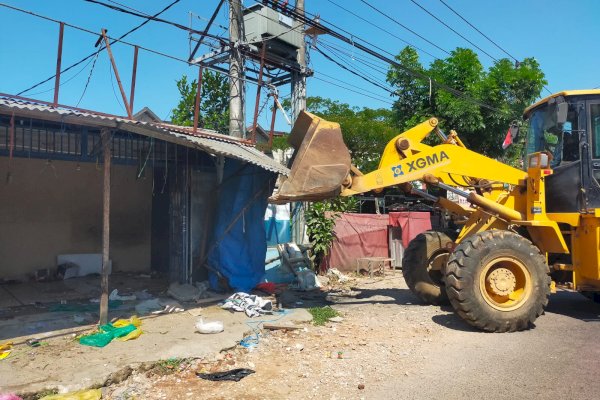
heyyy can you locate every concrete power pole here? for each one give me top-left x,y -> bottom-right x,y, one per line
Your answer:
291,0 -> 307,244
229,0 -> 245,138
291,0 -> 306,122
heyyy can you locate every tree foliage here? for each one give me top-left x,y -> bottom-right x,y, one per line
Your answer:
171,70 -> 230,133
387,47 -> 546,161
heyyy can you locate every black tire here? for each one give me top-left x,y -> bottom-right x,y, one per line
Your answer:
445,230 -> 551,332
402,230 -> 456,305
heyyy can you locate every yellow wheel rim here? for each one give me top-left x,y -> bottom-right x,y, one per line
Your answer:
479,256 -> 531,311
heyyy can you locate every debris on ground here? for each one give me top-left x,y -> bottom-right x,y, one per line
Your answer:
79,316 -> 142,347
294,268 -> 321,291
134,298 -> 184,315
38,388 -> 101,400
195,318 -> 224,334
255,282 -> 277,294
0,394 -> 23,400
196,368 -> 255,382
221,292 -> 273,317
167,283 -> 203,302
50,301 -> 122,312
109,289 -> 136,301
0,342 -> 12,360
327,268 -> 349,283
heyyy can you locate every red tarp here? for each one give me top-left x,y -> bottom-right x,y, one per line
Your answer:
388,212 -> 432,248
321,212 -> 432,272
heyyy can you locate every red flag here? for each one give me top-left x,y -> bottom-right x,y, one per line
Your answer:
502,127 -> 513,150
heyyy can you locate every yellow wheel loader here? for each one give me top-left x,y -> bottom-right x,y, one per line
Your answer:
272,89 -> 600,332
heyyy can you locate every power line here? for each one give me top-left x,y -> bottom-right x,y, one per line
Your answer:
315,46 -> 396,95
1,2 -> 292,103
76,50 -> 101,106
325,0 -> 440,60
436,0 -> 553,95
83,0 -> 226,43
262,0 -> 508,115
313,75 -> 394,105
358,0 -> 450,56
407,0 -> 499,61
26,55 -> 97,97
318,41 -> 392,88
5,0 -> 183,95
437,0 -> 515,61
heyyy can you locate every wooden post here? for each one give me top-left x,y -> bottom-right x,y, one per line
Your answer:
130,45 -> 139,114
53,22 -> 65,107
193,65 -> 204,133
251,44 -> 267,143
99,129 -> 111,325
101,29 -> 133,119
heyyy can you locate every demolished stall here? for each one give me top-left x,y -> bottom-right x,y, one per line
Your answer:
0,97 -> 288,299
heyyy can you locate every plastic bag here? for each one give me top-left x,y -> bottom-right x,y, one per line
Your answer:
39,389 -> 101,400
0,342 -> 12,360
195,318 -> 224,334
79,320 -> 141,347
196,368 -> 255,382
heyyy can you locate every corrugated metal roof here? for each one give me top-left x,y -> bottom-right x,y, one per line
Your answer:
0,96 -> 289,175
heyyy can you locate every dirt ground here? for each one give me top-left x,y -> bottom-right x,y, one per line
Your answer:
101,273 -> 600,400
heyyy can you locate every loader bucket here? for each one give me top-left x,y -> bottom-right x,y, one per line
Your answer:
270,111 -> 352,203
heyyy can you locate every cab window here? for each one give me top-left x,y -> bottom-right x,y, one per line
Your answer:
591,103 -> 600,159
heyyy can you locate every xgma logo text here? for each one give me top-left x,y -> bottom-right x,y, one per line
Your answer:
390,151 -> 450,178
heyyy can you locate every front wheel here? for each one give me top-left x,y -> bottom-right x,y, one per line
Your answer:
402,230 -> 456,305
445,230 -> 551,332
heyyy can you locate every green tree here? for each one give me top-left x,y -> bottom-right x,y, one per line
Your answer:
171,70 -> 230,133
387,47 -> 547,161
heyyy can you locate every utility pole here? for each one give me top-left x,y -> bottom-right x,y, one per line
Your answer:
291,0 -> 306,122
291,0 -> 307,244
228,0 -> 245,138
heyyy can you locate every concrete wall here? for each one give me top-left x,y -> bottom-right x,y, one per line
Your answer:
0,156 -> 152,279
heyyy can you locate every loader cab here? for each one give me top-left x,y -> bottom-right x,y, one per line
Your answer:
523,90 -> 600,212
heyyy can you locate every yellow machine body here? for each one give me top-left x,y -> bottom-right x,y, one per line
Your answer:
271,91 -> 600,292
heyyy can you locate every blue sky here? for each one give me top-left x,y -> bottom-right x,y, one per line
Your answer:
1,0 -> 599,132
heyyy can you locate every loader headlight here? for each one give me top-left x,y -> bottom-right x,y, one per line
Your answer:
528,152 -> 550,169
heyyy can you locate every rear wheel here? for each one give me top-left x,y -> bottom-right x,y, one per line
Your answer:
402,230 -> 456,305
445,230 -> 550,332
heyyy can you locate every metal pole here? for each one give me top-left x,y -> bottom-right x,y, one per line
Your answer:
53,22 -> 65,107
130,45 -> 139,114
193,66 -> 204,133
268,93 -> 277,148
228,0 -> 245,137
101,29 -> 133,119
290,0 -> 306,122
99,129 -> 111,325
251,45 -> 267,143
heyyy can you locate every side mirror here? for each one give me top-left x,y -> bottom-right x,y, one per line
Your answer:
544,96 -> 568,132
556,101 -> 568,126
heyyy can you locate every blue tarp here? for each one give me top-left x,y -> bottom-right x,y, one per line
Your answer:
207,159 -> 276,292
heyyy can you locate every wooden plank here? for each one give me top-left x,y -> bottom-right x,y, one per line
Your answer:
99,129 -> 111,325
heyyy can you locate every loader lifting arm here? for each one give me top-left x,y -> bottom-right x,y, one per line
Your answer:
272,111 -> 527,217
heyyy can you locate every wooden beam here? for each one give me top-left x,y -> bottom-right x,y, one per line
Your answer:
99,129 -> 111,325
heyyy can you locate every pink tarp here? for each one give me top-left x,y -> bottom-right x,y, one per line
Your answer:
321,212 -> 432,272
388,212 -> 432,248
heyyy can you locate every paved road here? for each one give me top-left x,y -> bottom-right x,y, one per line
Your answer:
371,286 -> 600,400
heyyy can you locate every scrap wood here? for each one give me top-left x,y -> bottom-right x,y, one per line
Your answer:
262,324 -> 302,331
